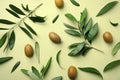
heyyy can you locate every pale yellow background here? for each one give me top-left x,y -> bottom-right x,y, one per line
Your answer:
0,0 -> 120,80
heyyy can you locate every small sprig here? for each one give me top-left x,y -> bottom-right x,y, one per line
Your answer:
64,8 -> 104,56
0,3 -> 45,52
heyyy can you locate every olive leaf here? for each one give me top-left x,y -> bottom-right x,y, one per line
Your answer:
6,8 -> 20,18
111,42 -> 120,56
0,32 -> 7,48
52,14 -> 59,23
78,67 -> 103,79
109,20 -> 118,27
65,13 -> 78,23
63,23 -> 78,30
20,26 -> 33,39
31,66 -> 41,79
24,22 -> 37,36
11,61 -> 20,73
21,4 -> 30,12
0,28 -> 9,30
96,1 -> 118,17
87,23 -> 98,43
29,16 -> 45,23
68,42 -> 85,56
103,60 -> 120,72
0,19 -> 15,25
41,57 -> 52,76
35,41 -> 40,63
8,31 -> 15,50
0,57 -> 13,64
68,42 -> 81,49
70,0 -> 80,6
9,4 -> 25,15
21,69 -> 29,76
65,29 -> 81,37
52,76 -> 63,80
27,71 -> 41,80
56,50 -> 62,68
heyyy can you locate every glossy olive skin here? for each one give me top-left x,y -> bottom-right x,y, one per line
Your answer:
24,44 -> 34,57
49,32 -> 61,43
55,0 -> 64,8
68,66 -> 77,80
103,32 -> 113,43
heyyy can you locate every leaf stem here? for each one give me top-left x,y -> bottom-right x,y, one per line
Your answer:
91,47 -> 104,53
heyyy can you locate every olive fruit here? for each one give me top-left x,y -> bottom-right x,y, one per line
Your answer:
103,32 -> 113,43
55,0 -> 64,8
49,32 -> 61,43
68,66 -> 77,80
24,44 -> 34,57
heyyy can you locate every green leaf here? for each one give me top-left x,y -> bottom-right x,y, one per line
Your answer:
52,14 -> 59,23
20,26 -> 33,39
96,1 -> 118,17
41,57 -> 52,76
78,67 -> 103,79
109,20 -> 118,27
27,71 -> 41,80
63,23 -> 78,30
68,42 -> 81,49
0,57 -> 13,64
103,60 -> 120,72
35,41 -> 40,63
87,23 -> 98,42
11,61 -> 20,73
83,18 -> 93,35
21,69 -> 29,76
65,13 -> 77,22
31,66 -> 41,79
9,4 -> 25,15
65,29 -> 81,37
52,76 -> 63,80
111,42 -> 120,56
56,50 -> 62,68
81,47 -> 91,56
29,16 -> 45,23
0,33 -> 7,48
0,19 -> 15,24
8,31 -> 15,50
70,0 -> 80,6
6,8 -> 20,18
21,4 -> 30,12
24,22 -> 37,36
0,28 -> 9,30
68,42 -> 85,56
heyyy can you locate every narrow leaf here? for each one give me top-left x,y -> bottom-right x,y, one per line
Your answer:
0,28 -> 9,30
63,23 -> 78,30
29,16 -> 45,23
52,76 -> 63,80
112,42 -> 120,56
65,13 -> 77,22
8,31 -> 15,50
109,20 -> 118,27
0,57 -> 13,64
11,61 -> 21,73
27,71 -> 41,80
24,22 -> 37,36
65,29 -> 81,37
9,4 -> 25,15
68,42 -> 85,56
0,19 -> 15,24
70,0 -> 80,6
96,1 -> 118,17
20,26 -> 33,39
68,42 -> 81,49
41,57 -> 52,76
103,60 -> 120,72
21,4 -> 30,12
21,69 -> 29,76
32,66 -> 41,79
35,41 -> 40,63
6,8 -> 20,18
0,32 -> 7,48
56,50 -> 62,68
78,67 -> 103,79
52,14 -> 59,23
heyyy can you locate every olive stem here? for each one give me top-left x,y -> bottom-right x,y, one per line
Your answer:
91,47 -> 104,53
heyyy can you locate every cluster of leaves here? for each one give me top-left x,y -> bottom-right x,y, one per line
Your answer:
21,57 -> 52,80
64,8 -> 101,56
0,3 -> 45,52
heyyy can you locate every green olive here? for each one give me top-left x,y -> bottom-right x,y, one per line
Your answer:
103,32 -> 113,43
24,44 -> 34,57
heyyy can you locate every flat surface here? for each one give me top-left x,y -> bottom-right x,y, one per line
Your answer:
0,0 -> 120,80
